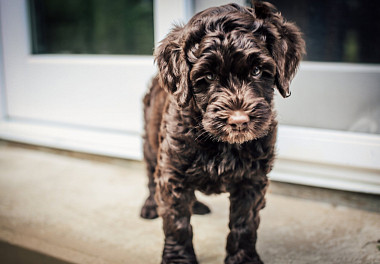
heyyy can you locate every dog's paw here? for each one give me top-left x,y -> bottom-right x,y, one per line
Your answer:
192,200 -> 211,215
162,241 -> 198,264
225,253 -> 263,264
140,196 -> 158,219
162,256 -> 197,264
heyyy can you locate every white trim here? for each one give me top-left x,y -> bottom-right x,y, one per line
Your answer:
0,0 -> 7,119
300,61 -> 380,73
277,125 -> 380,170
27,54 -> 155,65
271,159 -> 380,195
153,0 -> 193,46
0,33 -> 6,120
0,120 -> 142,160
194,0 -> 246,13
272,125 -> 380,194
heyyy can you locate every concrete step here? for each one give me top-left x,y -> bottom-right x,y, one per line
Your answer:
0,142 -> 379,263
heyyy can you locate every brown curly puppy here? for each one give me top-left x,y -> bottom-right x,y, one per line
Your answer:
141,1 -> 305,263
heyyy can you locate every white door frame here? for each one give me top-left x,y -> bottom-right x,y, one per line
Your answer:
1,0 -> 379,194
0,0 -> 192,159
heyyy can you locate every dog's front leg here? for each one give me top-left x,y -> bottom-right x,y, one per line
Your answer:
155,168 -> 198,264
225,180 -> 268,264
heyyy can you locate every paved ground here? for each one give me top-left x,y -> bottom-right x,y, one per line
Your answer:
0,142 -> 379,264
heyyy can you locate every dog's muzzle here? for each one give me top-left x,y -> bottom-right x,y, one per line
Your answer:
202,95 -> 272,144
227,111 -> 250,131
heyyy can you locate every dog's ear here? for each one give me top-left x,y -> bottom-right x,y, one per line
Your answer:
253,1 -> 305,98
154,26 -> 192,107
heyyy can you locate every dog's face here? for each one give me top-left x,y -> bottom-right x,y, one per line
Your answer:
155,2 -> 305,144
190,26 -> 277,144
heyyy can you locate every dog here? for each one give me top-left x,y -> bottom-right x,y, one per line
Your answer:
140,1 -> 305,263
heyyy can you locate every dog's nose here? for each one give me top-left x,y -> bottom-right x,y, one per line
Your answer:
227,111 -> 249,130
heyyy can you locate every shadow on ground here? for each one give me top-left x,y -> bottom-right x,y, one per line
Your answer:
0,241 -> 74,264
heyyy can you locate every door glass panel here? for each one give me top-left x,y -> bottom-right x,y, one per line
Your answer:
198,0 -> 380,63
28,0 -> 154,55
269,0 -> 380,135
270,0 -> 380,63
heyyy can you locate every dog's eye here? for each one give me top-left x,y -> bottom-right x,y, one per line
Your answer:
252,67 -> 261,77
205,73 -> 216,82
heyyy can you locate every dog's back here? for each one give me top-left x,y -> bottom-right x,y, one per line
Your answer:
143,76 -> 167,162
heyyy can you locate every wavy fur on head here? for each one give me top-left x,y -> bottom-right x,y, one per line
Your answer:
141,1 -> 305,263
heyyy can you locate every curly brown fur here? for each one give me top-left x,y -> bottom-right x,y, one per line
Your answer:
141,1 -> 305,263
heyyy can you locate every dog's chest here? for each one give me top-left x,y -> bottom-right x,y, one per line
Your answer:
185,141 -> 270,193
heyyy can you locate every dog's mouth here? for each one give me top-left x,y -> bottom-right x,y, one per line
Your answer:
202,99 -> 272,144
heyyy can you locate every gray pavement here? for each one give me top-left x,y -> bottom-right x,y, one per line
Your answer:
0,142 -> 379,264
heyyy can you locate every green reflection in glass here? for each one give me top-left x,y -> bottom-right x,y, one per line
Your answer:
29,0 -> 154,55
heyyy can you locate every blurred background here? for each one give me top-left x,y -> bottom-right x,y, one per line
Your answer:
0,0 -> 379,193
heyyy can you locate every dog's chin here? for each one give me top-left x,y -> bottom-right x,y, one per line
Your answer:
220,131 -> 258,144
202,123 -> 271,144
216,128 -> 269,144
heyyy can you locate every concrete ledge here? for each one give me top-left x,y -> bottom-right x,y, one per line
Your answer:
0,143 -> 379,263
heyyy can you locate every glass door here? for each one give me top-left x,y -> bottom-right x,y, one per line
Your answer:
2,0 -> 155,134
0,0 -> 191,159
269,0 -> 380,194
272,0 -> 380,134
1,0 -> 379,193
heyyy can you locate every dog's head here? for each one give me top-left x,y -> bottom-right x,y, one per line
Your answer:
155,1 -> 305,144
